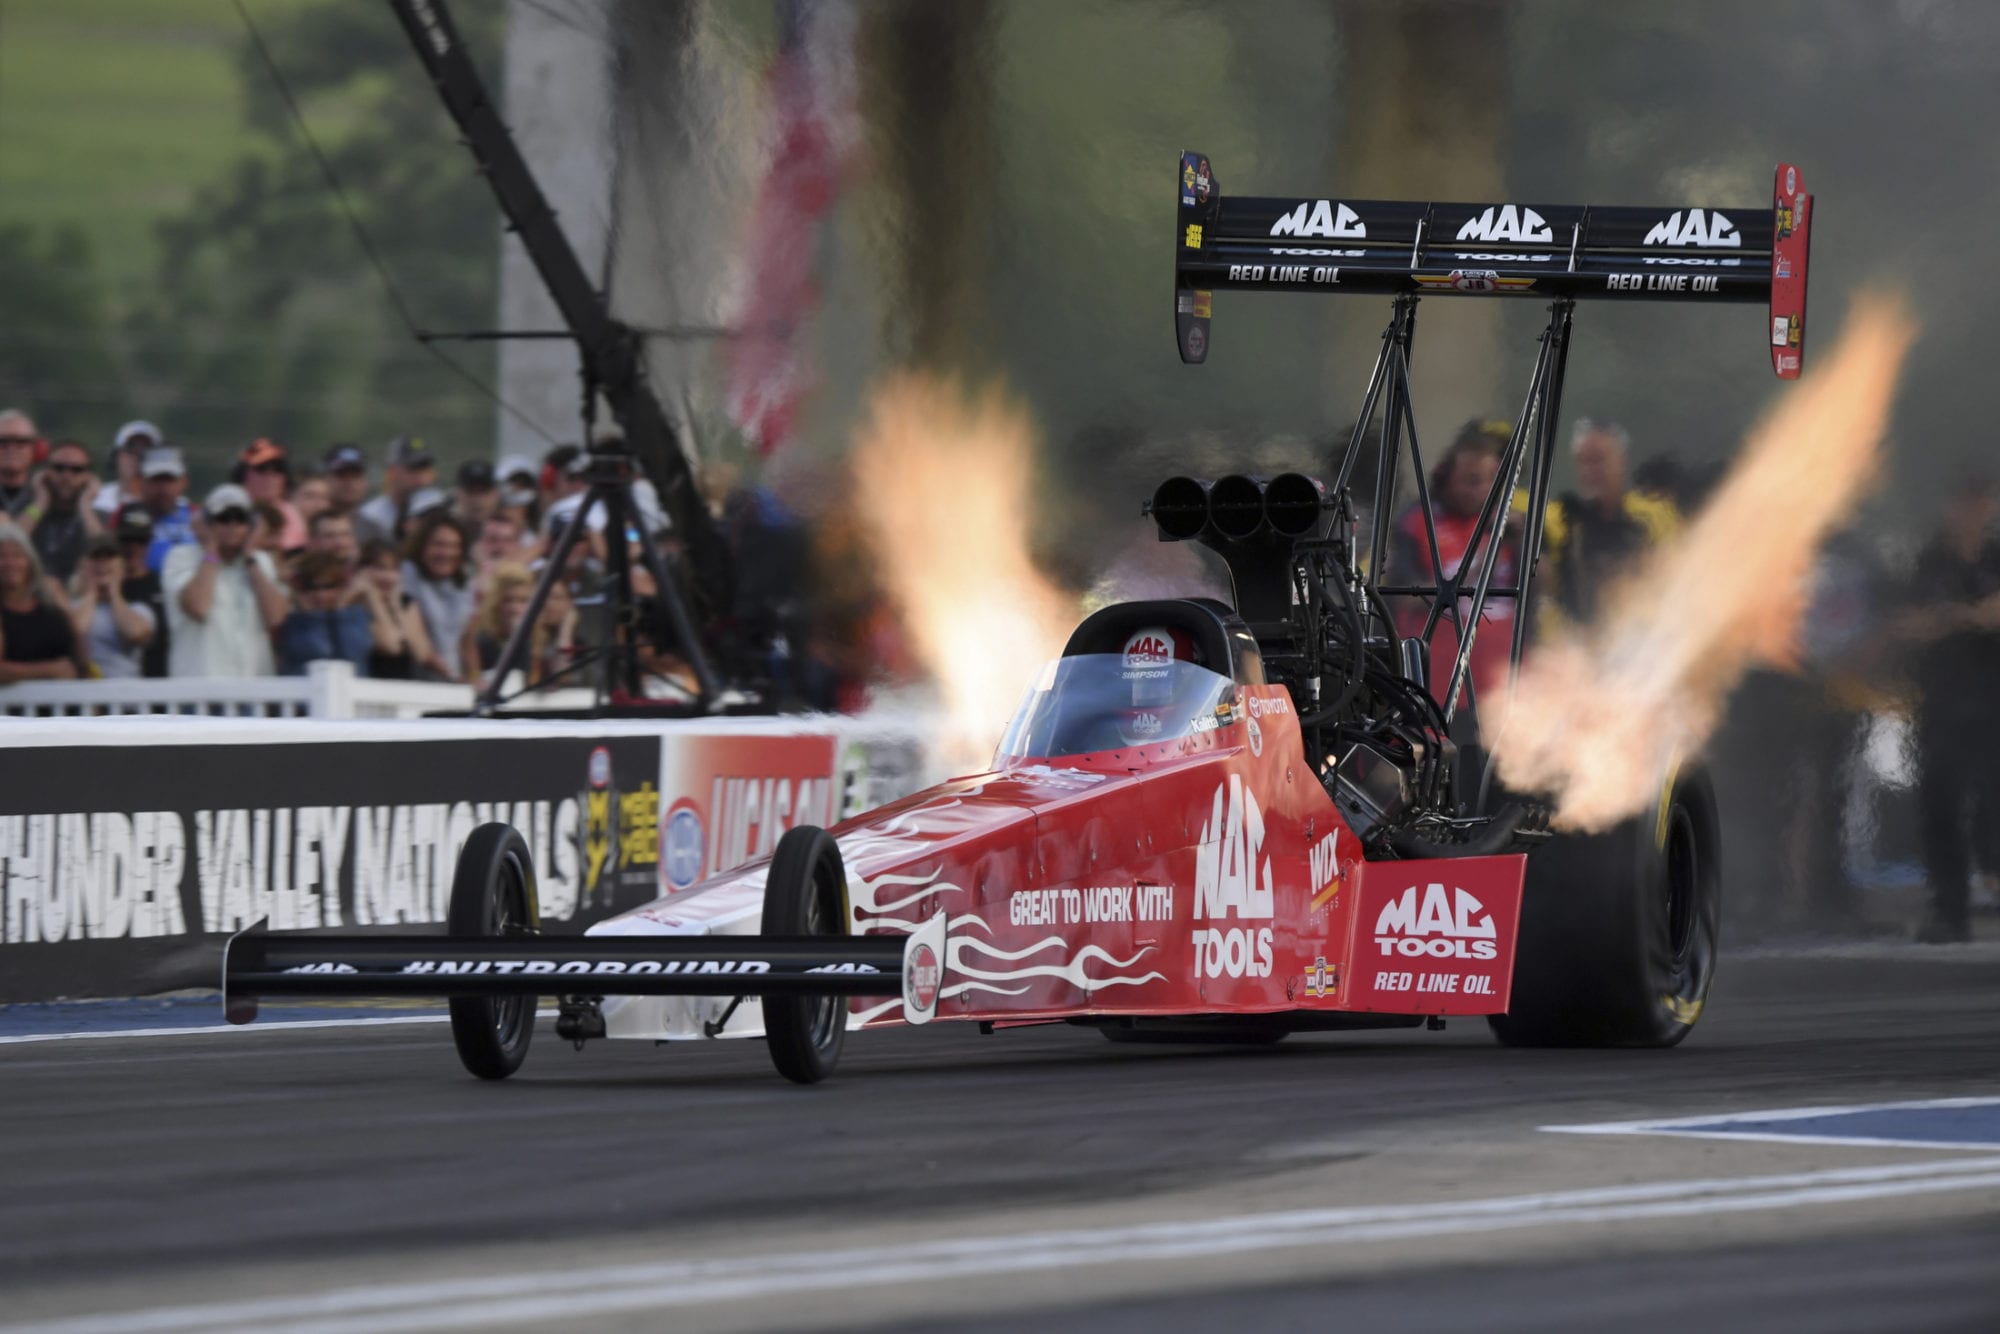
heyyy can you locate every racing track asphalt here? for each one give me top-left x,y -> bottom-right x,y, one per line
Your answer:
3,948 -> 1998,1331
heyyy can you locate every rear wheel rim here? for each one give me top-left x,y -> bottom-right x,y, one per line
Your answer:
491,853 -> 533,1050
803,872 -> 841,1052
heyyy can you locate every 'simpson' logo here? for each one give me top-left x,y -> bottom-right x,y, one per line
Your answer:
1374,883 -> 1498,960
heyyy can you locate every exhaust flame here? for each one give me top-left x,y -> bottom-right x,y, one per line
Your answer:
1489,292 -> 1917,831
852,373 -> 1076,769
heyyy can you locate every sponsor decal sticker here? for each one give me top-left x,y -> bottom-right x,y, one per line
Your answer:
281,962 -> 356,975
1785,165 -> 1797,196
1374,883 -> 1498,961
1269,199 -> 1366,240
1185,325 -> 1207,359
1184,223 -> 1204,250
1246,714 -> 1263,757
1191,290 -> 1211,319
1194,156 -> 1212,203
1123,628 -> 1175,670
1776,256 -> 1792,280
1456,205 -> 1551,244
1190,776 -> 1275,980
588,746 -> 612,790
1644,209 -> 1740,248
399,958 -> 773,976
1304,955 -> 1338,999
906,941 -> 941,1010
1413,271 -> 1535,294
1772,316 -> 1791,348
662,801 -> 705,890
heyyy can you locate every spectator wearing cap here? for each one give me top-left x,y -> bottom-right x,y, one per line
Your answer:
235,439 -> 307,552
322,444 -> 371,524
355,435 -> 436,546
401,510 -> 475,680
453,459 -> 500,529
67,531 -> 154,679
497,455 -> 540,534
276,549 -> 374,677
0,408 -> 41,522
30,438 -> 104,583
0,526 -> 78,683
138,446 -> 197,572
162,483 -> 287,677
94,420 -> 162,519
112,503 -> 169,676
541,443 -> 610,557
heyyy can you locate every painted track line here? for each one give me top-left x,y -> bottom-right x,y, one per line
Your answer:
0,1012 -> 555,1046
1544,1094 -> 2000,1151
11,1156 -> 2000,1334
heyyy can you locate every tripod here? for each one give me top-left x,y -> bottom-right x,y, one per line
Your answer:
472,436 -> 720,715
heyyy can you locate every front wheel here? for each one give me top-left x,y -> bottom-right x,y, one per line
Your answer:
761,826 -> 851,1084
447,823 -> 541,1079
1490,766 -> 1720,1048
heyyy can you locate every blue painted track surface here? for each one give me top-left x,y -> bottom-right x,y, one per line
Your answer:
0,995 -> 443,1036
1670,1103 -> 2000,1148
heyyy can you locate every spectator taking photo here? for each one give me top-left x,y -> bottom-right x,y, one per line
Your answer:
162,483 -> 287,677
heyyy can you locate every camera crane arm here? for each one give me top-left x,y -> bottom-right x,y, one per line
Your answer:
385,0 -> 730,702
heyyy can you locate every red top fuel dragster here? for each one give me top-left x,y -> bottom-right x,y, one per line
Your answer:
216,155 -> 1812,1081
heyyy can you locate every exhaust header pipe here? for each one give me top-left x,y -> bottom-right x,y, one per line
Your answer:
1146,472 -> 1329,543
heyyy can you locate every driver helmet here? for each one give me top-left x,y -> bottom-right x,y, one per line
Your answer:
1117,625 -> 1199,743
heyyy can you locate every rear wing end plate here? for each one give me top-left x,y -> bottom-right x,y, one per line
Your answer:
1175,150 -> 1813,378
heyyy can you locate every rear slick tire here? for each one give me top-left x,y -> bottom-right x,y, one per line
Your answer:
762,826 -> 851,1085
1490,767 -> 1720,1048
447,823 -> 541,1080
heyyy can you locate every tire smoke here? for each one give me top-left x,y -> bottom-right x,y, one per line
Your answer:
1488,292 -> 1918,831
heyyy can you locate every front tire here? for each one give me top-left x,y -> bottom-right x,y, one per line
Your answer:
762,826 -> 851,1084
1491,766 -> 1720,1048
447,823 -> 541,1079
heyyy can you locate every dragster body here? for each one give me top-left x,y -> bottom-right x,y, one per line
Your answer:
589,662 -> 1525,1045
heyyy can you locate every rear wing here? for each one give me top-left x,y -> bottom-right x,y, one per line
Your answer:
1173,151 -> 1813,379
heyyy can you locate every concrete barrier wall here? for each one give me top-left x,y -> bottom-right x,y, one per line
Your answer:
0,714 -> 940,1002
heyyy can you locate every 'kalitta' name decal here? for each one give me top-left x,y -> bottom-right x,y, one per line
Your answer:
395,959 -> 773,976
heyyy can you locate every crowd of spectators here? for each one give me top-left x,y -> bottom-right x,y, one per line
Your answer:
0,408 -> 691,694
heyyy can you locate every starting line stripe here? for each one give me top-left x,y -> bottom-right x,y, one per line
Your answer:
1543,1095 -> 2000,1151
0,1012 -> 557,1046
9,1156 -> 2000,1334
